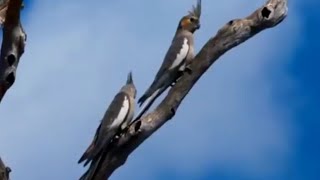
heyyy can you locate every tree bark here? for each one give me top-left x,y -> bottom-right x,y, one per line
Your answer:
0,0 -> 26,179
90,0 -> 288,179
0,0 -> 26,103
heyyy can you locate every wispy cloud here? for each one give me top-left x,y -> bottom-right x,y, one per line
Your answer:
0,0 -> 301,180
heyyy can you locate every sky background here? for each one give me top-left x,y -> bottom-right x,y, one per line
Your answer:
0,0 -> 319,180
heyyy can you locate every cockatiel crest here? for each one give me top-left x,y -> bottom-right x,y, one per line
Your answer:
178,0 -> 201,33
188,0 -> 201,19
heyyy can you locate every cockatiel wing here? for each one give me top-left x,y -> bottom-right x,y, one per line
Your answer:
78,91 -> 131,166
154,35 -> 190,81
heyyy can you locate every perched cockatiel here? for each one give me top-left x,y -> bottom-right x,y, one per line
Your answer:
78,72 -> 136,167
135,0 -> 201,120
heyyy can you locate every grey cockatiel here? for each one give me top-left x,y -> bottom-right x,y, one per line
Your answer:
135,0 -> 201,121
78,72 -> 136,168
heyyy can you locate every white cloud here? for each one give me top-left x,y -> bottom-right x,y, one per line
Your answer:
0,0 -> 301,180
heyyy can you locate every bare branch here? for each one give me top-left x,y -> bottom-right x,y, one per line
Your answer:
0,1 -> 26,179
0,157 -> 10,180
0,0 -> 26,102
86,0 -> 288,179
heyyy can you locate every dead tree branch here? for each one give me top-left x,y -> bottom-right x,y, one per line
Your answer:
89,0 -> 288,179
0,0 -> 26,178
0,157 -> 10,180
0,0 -> 26,102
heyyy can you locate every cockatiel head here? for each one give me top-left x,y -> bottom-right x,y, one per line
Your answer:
178,0 -> 201,33
121,71 -> 137,98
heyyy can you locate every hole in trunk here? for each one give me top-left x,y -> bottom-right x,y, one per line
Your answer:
6,72 -> 15,85
261,7 -> 271,18
7,54 -> 16,66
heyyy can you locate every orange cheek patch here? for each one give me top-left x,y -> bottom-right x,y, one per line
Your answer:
181,18 -> 190,27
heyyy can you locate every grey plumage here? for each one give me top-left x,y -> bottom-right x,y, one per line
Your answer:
188,0 -> 201,19
78,72 -> 136,173
79,153 -> 104,180
135,0 -> 202,121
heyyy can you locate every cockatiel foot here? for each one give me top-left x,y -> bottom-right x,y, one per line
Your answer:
170,70 -> 185,87
171,78 -> 180,87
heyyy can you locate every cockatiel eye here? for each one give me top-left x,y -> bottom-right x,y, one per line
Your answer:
190,17 -> 196,22
181,18 -> 192,27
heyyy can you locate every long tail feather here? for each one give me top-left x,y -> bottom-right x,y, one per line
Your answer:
134,86 -> 167,121
79,155 -> 102,180
78,152 -> 89,165
78,124 -> 102,165
79,142 -> 113,180
78,143 -> 95,165
79,170 -> 89,180
83,158 -> 92,167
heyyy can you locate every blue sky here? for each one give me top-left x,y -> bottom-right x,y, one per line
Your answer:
0,0 -> 319,180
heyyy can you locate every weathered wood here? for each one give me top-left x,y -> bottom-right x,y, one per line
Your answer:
0,0 -> 26,102
0,0 -> 26,178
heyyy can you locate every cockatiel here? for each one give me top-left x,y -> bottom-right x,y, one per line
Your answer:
135,0 -> 201,121
78,72 -> 136,167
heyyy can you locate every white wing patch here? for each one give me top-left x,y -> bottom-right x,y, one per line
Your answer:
110,95 -> 130,128
169,38 -> 189,70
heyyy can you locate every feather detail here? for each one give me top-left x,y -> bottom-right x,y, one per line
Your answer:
110,96 -> 130,128
188,0 -> 202,18
169,38 -> 189,70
